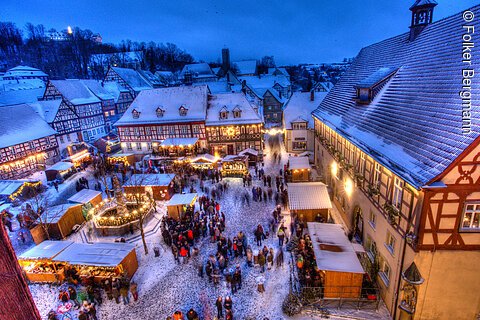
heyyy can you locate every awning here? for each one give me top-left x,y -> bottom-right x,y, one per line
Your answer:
0,180 -> 26,196
45,161 -> 74,172
167,193 -> 197,206
287,182 -> 332,210
68,189 -> 102,204
19,240 -> 74,260
64,149 -> 90,162
190,154 -> 217,163
52,242 -> 136,267
239,148 -> 259,157
108,153 -> 134,159
160,137 -> 198,147
288,156 -> 311,170
308,223 -> 365,274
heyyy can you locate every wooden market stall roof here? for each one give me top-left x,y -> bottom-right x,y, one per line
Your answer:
221,155 -> 248,162
288,156 -> 311,170
287,182 -> 332,210
68,189 -> 102,204
108,152 -> 134,159
189,154 -> 218,163
123,173 -> 175,187
0,180 -> 39,197
38,203 -> 80,224
160,137 -> 198,147
239,148 -> 259,157
45,161 -> 74,172
307,223 -> 364,274
52,242 -> 136,267
166,193 -> 197,206
18,240 -> 74,260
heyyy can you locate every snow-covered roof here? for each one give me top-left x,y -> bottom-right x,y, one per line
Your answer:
112,67 -> 153,91
239,74 -> 291,97
39,203 -> 80,224
124,173 -> 175,187
45,161 -> 74,172
312,6 -> 480,188
410,0 -> 438,10
160,137 -> 199,147
19,240 -> 74,260
68,189 -> 102,204
284,92 -> 327,129
179,63 -> 215,79
190,154 -> 217,163
0,104 -> 57,148
27,100 -> 62,123
0,88 -> 45,105
0,78 -> 45,91
232,60 -> 257,75
239,148 -> 259,157
53,242 -> 136,267
81,80 -> 116,101
50,80 -> 101,105
288,156 -> 311,170
0,180 -> 33,196
193,80 -> 242,94
167,193 -> 197,206
268,67 -> 289,77
115,86 -> 209,126
287,182 -> 332,210
4,65 -> 48,78
307,223 -> 365,274
206,93 -> 262,126
102,82 -> 125,102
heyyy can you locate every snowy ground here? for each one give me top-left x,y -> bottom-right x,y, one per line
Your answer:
21,134 -> 390,320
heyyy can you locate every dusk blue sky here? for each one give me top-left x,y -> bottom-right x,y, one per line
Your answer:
3,0 -> 478,65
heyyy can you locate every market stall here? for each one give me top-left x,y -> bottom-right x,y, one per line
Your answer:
287,182 -> 332,222
220,155 -> 249,177
52,242 -> 138,280
30,204 -> 85,244
0,179 -> 42,203
307,223 -> 365,298
68,189 -> 103,219
63,142 -> 92,167
123,173 -> 176,200
189,154 -> 218,169
107,153 -> 135,167
166,193 -> 197,220
287,156 -> 311,182
156,137 -> 199,158
238,148 -> 260,167
18,240 -> 74,283
44,162 -> 76,182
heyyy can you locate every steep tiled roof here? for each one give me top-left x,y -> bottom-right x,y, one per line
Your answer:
312,6 -> 480,188
50,80 -> 101,105
233,60 -> 257,75
112,67 -> 152,91
206,93 -> 262,126
284,92 -> 327,129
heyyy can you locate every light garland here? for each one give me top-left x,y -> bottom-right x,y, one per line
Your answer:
9,181 -> 42,201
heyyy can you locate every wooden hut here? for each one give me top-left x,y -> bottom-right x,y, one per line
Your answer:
107,153 -> 135,167
307,223 -> 365,298
239,148 -> 260,166
68,189 -> 102,219
287,182 -> 332,222
52,242 -> 138,280
220,155 -> 249,177
123,173 -> 176,200
287,156 -> 311,182
30,204 -> 85,244
44,162 -> 75,182
18,240 -> 74,283
188,154 -> 218,169
166,193 -> 197,220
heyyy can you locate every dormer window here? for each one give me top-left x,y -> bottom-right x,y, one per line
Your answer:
132,109 -> 140,119
156,107 -> 165,118
355,67 -> 398,104
179,105 -> 188,116
219,106 -> 229,119
232,106 -> 242,119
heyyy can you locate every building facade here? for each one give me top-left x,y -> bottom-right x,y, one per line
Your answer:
312,3 -> 480,319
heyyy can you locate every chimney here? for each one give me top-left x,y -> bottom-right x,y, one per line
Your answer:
222,48 -> 230,72
310,90 -> 315,102
409,0 -> 437,41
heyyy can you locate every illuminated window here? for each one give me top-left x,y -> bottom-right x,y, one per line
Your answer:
461,203 -> 480,231
369,210 -> 376,229
373,163 -> 382,186
385,231 -> 395,255
365,235 -> 377,262
378,255 -> 391,287
392,178 -> 404,209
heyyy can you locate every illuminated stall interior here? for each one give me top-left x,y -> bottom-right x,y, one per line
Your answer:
287,156 -> 311,182
166,193 -> 197,220
67,189 -> 103,219
220,155 -> 249,177
153,137 -> 199,158
123,173 -> 176,200
188,153 -> 218,169
44,161 -> 75,182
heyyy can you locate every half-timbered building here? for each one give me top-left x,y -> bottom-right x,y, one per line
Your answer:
43,80 -> 106,143
206,93 -> 263,156
312,2 -> 480,319
81,80 -> 117,133
0,104 -> 59,179
115,86 -> 209,155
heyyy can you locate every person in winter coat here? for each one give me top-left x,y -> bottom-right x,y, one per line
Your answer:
267,248 -> 274,270
179,245 -> 188,264
112,283 -> 120,304
224,296 -> 233,312
258,252 -> 266,273
87,302 -> 98,320
215,296 -> 223,318
104,280 -> 113,300
276,248 -> 284,267
68,286 -> 80,308
172,244 -> 179,264
226,309 -> 234,320
255,225 -> 265,246
173,310 -> 184,320
246,246 -> 253,267
130,281 -> 138,301
186,309 -> 199,320
277,227 -> 285,247
120,284 -> 130,305
234,266 -> 242,289
77,311 -> 87,320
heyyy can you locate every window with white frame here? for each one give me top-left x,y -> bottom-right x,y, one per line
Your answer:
359,153 -> 366,175
461,203 -> 480,231
136,142 -> 142,151
365,235 -> 377,262
392,177 -> 404,209
373,163 -> 382,186
378,255 -> 391,286
369,210 -> 376,229
385,231 -> 395,255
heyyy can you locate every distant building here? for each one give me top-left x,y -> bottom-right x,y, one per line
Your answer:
179,63 -> 217,84
231,60 -> 257,76
206,93 -> 263,155
81,80 -> 117,133
0,104 -> 59,179
90,51 -> 143,72
45,30 -> 69,42
43,80 -> 106,143
283,91 -> 328,155
2,65 -> 48,82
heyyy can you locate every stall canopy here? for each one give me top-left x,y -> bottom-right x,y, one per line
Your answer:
68,189 -> 102,205
288,156 -> 311,170
307,222 -> 364,274
222,155 -> 248,162
287,182 -> 332,210
19,240 -> 74,260
52,242 -> 136,267
189,154 -> 217,164
167,193 -> 197,206
160,137 -> 198,147
0,180 -> 33,197
239,148 -> 259,157
39,203 -> 79,224
124,173 -> 175,187
45,162 -> 74,172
